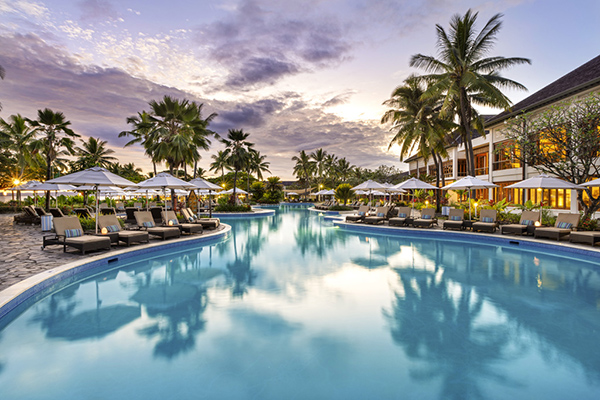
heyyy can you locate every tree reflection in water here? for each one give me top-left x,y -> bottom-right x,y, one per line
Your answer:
385,263 -> 523,399
294,211 -> 347,258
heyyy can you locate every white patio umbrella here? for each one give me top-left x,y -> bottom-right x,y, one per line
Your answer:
222,188 -> 248,195
393,177 -> 438,211
323,189 -> 336,196
32,183 -> 77,207
287,192 -> 298,196
11,180 -> 42,206
579,178 -> 600,187
46,167 -> 138,233
352,180 -> 387,206
188,177 -> 223,218
442,176 -> 498,220
137,172 -> 196,211
506,174 -> 584,190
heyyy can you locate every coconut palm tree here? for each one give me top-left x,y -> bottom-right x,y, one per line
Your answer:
0,114 -> 36,180
28,109 -> 80,209
119,111 -> 158,175
335,157 -> 354,185
219,129 -> 254,203
244,150 -> 270,194
310,148 -> 328,188
72,137 -> 117,171
292,150 -> 315,195
0,64 -> 5,111
382,76 -> 453,210
210,150 -> 230,184
410,9 -> 530,176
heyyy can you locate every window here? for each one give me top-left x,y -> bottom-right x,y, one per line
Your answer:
442,161 -> 453,178
493,141 -> 520,171
474,153 -> 488,175
457,160 -> 467,177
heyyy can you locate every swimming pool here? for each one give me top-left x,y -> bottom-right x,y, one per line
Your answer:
1,205 -> 599,399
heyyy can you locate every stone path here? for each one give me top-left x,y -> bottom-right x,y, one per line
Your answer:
0,213 -> 87,291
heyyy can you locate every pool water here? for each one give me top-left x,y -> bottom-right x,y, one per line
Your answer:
1,205 -> 600,399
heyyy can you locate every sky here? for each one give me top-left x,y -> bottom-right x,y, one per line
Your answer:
0,0 -> 599,180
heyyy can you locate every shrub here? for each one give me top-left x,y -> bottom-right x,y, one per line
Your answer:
214,204 -> 252,212
78,217 -> 96,231
329,205 -> 354,211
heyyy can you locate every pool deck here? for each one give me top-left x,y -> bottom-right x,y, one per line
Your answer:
0,213 -> 229,292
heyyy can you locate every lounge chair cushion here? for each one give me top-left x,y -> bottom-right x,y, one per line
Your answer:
450,215 -> 461,221
168,218 -> 179,226
398,213 -> 407,218
557,221 -> 572,229
106,224 -> 120,232
143,221 -> 155,228
358,211 -> 366,216
377,212 -> 385,217
65,228 -> 83,238
422,214 -> 432,220
481,217 -> 494,223
521,219 -> 535,226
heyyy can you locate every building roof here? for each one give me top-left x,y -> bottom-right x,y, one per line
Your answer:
487,54 -> 600,125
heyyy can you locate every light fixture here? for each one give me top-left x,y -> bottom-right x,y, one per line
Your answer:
534,221 -> 541,227
168,220 -> 174,226
101,227 -> 108,234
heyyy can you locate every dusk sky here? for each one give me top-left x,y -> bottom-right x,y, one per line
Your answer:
0,0 -> 599,180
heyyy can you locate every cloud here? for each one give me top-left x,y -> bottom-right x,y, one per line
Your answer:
77,0 -> 119,21
322,91 -> 356,108
200,0 -> 352,90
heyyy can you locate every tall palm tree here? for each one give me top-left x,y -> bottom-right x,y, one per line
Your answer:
382,76 -> 453,210
0,114 -> 36,180
210,150 -> 230,184
73,137 -> 117,171
144,96 -> 216,209
292,150 -> 315,194
336,158 -> 354,184
310,148 -> 328,188
219,129 -> 254,203
410,9 -> 530,176
28,109 -> 80,209
119,111 -> 158,175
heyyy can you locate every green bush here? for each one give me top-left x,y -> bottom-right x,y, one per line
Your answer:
214,204 -> 252,212
78,217 -> 96,231
329,205 -> 354,211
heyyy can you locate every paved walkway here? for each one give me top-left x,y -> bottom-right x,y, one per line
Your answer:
0,213 -> 82,291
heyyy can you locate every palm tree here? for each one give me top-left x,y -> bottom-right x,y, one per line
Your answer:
292,150 -> 315,195
382,76 -> 453,211
335,157 -> 354,184
0,114 -> 36,180
28,109 -> 80,209
310,148 -> 328,187
109,162 -> 145,183
410,9 -> 530,176
210,150 -> 230,184
72,137 -> 117,171
144,96 -> 216,210
119,111 -> 158,175
245,150 -> 271,193
219,129 -> 254,203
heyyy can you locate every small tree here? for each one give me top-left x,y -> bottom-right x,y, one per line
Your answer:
501,93 -> 600,219
335,183 -> 355,205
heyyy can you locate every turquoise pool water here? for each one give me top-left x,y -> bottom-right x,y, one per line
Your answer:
1,205 -> 600,399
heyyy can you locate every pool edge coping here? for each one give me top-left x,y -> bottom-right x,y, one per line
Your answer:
332,220 -> 600,259
0,224 -> 232,320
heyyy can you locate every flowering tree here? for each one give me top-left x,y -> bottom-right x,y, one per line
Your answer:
501,93 -> 600,219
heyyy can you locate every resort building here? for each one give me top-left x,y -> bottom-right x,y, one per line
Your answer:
405,54 -> 600,213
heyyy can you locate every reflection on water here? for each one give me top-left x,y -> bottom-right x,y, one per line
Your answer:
1,205 -> 600,399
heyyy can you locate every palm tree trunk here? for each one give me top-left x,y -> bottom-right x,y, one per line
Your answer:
231,169 -> 238,205
432,151 -> 441,213
193,160 -> 198,179
153,162 -> 157,176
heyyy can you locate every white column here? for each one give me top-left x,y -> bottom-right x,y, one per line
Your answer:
570,189 -> 578,213
488,130 -> 494,201
452,148 -> 458,180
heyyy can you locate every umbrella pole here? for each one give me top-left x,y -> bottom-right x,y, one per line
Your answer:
95,186 -> 99,234
209,190 -> 213,218
146,190 -> 149,211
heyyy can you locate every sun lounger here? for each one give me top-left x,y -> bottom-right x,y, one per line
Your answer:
569,231 -> 600,246
100,207 -> 116,215
34,207 -> 50,217
364,206 -> 389,225
183,208 -> 220,229
150,206 -> 163,223
389,207 -> 412,227
161,210 -> 203,235
47,216 -> 111,254
346,205 -> 370,222
14,206 -> 41,225
98,214 -> 149,246
472,209 -> 498,233
443,208 -> 465,230
501,210 -> 540,235
412,208 -> 437,228
115,202 -> 125,212
534,213 -> 580,241
49,208 -> 65,218
74,208 -> 93,219
134,211 -> 181,240
134,202 -> 143,209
